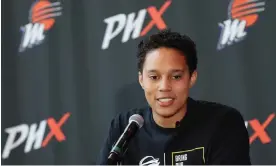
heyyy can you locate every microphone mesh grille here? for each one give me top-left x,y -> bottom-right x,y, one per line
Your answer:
129,114 -> 144,128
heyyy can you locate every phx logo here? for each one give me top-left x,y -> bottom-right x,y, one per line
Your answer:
217,0 -> 265,50
245,113 -> 275,145
101,1 -> 172,50
2,113 -> 70,159
19,0 -> 62,52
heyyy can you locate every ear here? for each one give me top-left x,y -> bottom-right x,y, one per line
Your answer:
138,71 -> 144,89
189,71 -> 197,88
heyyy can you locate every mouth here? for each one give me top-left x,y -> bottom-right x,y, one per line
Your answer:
156,97 -> 175,107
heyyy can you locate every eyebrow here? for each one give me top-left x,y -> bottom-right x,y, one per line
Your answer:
146,69 -> 184,73
146,70 -> 158,73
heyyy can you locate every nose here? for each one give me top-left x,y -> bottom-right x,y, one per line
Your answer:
158,78 -> 172,92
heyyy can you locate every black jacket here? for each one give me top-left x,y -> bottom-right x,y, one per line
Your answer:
97,97 -> 251,165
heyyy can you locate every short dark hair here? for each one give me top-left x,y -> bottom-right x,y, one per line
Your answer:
137,29 -> 197,75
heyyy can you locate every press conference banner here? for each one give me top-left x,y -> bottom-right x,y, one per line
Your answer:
2,0 -> 276,164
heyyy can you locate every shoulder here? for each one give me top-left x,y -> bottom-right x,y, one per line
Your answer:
194,99 -> 245,121
190,98 -> 248,142
195,100 -> 251,164
189,98 -> 246,129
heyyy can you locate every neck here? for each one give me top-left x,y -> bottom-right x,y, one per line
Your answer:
152,103 -> 187,128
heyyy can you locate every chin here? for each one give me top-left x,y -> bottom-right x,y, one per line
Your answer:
155,110 -> 178,118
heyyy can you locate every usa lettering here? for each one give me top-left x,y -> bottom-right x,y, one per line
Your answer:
19,23 -> 45,52
101,1 -> 171,50
217,19 -> 247,50
2,112 -> 70,159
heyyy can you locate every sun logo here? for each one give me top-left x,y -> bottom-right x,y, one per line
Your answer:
19,0 -> 62,52
217,0 -> 265,50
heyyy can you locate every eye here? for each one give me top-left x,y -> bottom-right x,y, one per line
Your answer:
172,75 -> 182,80
149,75 -> 158,80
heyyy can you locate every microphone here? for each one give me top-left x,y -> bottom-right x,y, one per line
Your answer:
175,121 -> 180,128
107,114 -> 144,165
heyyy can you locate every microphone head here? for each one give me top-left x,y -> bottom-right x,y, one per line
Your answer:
129,114 -> 144,128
